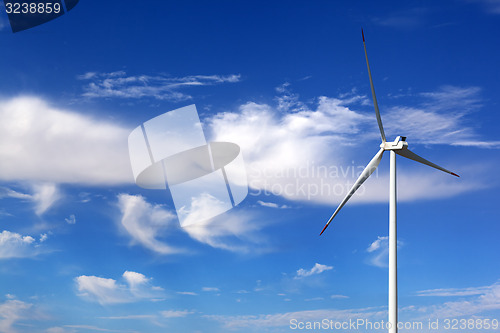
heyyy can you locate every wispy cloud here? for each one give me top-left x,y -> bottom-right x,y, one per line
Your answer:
160,310 -> 195,318
420,86 -> 482,112
0,184 -> 60,215
274,82 -> 309,113
64,325 -> 127,332
65,214 -> 76,225
0,187 -> 31,200
182,206 -> 270,253
0,300 -> 32,332
176,291 -> 198,296
256,200 -> 290,209
99,315 -> 156,320
371,7 -> 428,29
75,271 -> 164,305
205,306 -> 386,329
386,86 -> 500,148
416,284 -> 496,297
117,194 -> 272,255
466,0 -> 500,14
304,297 -> 324,301
117,194 -> 182,255
412,280 -> 500,319
366,236 -> 403,268
295,263 -> 333,279
0,299 -> 46,333
31,183 -> 60,215
205,280 -> 500,329
78,71 -> 241,101
46,327 -> 77,333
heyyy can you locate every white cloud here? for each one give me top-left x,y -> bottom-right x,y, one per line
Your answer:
274,82 -> 309,113
205,279 -> 500,330
385,86 -> 500,148
0,183 -> 59,215
75,275 -> 127,305
160,310 -> 194,318
0,300 -> 31,333
330,294 -> 349,299
409,281 -> 500,320
0,299 -> 46,333
366,236 -> 403,268
420,86 -> 481,111
257,200 -> 278,208
117,194 -> 182,255
78,72 -> 241,101
0,230 -> 43,259
366,236 -> 387,253
31,183 -> 60,215
123,270 -> 149,288
64,325 -> 123,332
117,193 -> 271,254
176,291 -> 198,296
177,193 -> 230,228
75,271 -> 163,305
435,283 -> 500,317
295,263 -> 333,279
182,205 -> 269,253
0,96 -> 132,185
236,290 -> 250,294
202,287 -> 220,292
208,87 -> 485,207
46,328 -> 76,333
256,200 -> 289,209
121,270 -> 162,299
0,187 -> 31,200
0,85 -> 492,205
65,214 -> 76,225
205,306 -> 385,329
416,284 -> 497,297
98,315 -> 155,320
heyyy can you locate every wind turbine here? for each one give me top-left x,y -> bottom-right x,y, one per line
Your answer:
319,30 -> 459,333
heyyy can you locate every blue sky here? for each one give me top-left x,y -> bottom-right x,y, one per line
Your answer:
0,0 -> 499,332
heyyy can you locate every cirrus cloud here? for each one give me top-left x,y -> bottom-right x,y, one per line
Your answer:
78,72 -> 241,101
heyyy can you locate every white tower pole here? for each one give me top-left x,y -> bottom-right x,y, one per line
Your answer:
389,150 -> 398,333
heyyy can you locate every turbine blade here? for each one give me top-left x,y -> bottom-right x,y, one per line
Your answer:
320,148 -> 385,235
362,29 -> 386,143
395,148 -> 459,177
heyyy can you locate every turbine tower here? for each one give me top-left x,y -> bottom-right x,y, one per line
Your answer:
320,30 -> 459,333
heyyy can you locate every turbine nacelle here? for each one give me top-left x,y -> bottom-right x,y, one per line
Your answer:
381,136 -> 408,151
